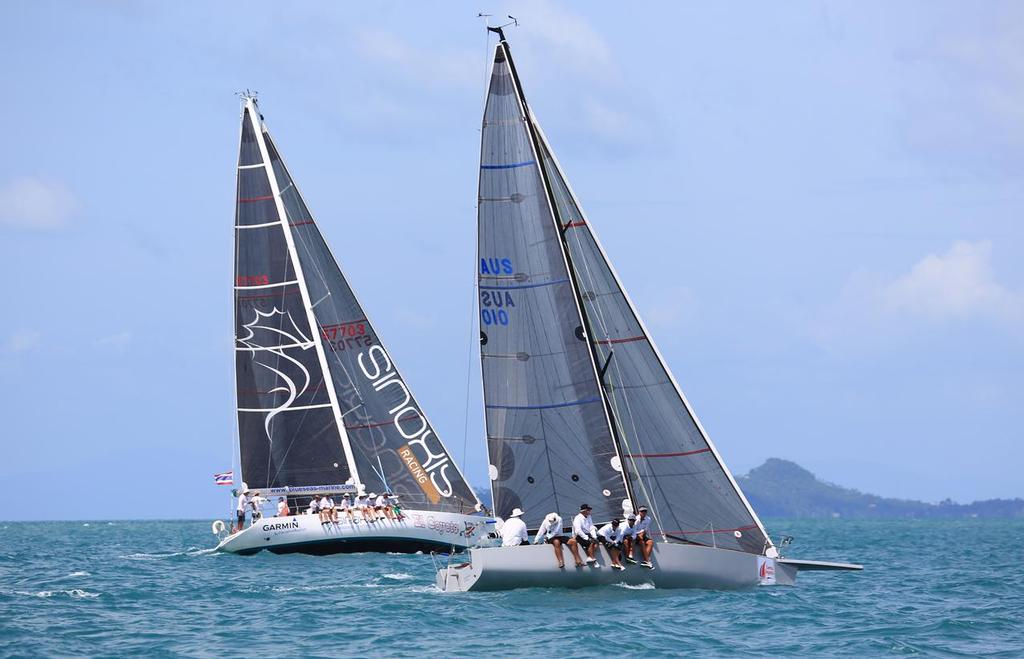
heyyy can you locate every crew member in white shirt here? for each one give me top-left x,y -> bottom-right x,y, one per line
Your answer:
375,492 -> 393,521
532,512 -> 568,568
308,494 -> 321,517
571,503 -> 599,567
631,506 -> 655,569
339,493 -> 356,523
597,519 -> 626,570
276,497 -> 290,517
249,492 -> 264,521
363,493 -> 378,523
500,508 -> 529,547
319,494 -> 336,524
620,513 -> 638,564
235,490 -> 250,533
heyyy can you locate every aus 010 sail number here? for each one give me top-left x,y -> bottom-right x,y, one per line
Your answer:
480,257 -> 516,326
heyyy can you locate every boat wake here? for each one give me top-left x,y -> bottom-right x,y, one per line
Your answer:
612,582 -> 656,590
11,589 -> 100,599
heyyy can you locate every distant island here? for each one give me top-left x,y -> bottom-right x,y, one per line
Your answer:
738,458 -> 1024,519
474,457 -> 1024,519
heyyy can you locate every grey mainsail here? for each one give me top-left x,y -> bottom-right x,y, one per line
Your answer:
479,34 -> 773,555
478,45 -> 629,528
234,99 -> 480,513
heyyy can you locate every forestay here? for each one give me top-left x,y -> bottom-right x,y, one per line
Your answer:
533,121 -> 771,555
478,45 -> 628,529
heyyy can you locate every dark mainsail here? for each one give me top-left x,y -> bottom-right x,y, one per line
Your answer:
479,34 -> 773,555
234,105 -> 350,490
478,44 -> 629,528
234,99 -> 480,513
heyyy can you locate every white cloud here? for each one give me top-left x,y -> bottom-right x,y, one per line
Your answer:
507,0 -> 614,81
0,177 -> 76,230
95,331 -> 133,350
4,330 -> 42,353
813,240 -> 1023,347
352,28 -> 479,89
880,241 -> 1020,322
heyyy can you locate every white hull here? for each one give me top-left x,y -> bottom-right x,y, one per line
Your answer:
215,510 -> 493,555
437,543 -> 861,592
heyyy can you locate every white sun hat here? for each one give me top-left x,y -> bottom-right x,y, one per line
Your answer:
545,513 -> 559,523
509,508 -> 525,518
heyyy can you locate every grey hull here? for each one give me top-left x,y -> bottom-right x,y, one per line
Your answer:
438,543 -> 781,592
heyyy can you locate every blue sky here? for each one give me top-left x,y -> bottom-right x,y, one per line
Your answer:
1,2 -> 1021,520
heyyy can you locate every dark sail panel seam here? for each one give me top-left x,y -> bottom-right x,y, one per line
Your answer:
625,448 -> 711,458
479,278 -> 568,291
485,396 -> 600,411
594,335 -> 645,345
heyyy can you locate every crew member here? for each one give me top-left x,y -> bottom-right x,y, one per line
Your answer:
376,492 -> 393,521
632,506 -> 655,569
571,504 -> 599,567
500,508 -> 528,547
621,513 -> 638,564
363,493 -> 377,522
235,489 -> 250,533
340,493 -> 356,523
597,518 -> 626,570
319,493 -> 336,524
276,496 -> 290,517
533,512 -> 567,568
308,494 -> 321,517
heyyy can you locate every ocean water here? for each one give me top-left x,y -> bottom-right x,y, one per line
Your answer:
0,519 -> 1021,657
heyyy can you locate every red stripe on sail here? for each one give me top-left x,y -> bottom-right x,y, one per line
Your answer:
625,448 -> 711,459
239,195 -> 275,203
564,220 -> 586,228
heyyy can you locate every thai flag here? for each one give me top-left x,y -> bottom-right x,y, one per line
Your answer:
214,471 -> 234,486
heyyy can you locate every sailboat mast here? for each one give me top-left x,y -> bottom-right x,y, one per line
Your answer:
242,97 -> 362,487
490,30 -> 638,511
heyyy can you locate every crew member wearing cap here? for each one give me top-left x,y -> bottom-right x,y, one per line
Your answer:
339,493 -> 356,524
500,508 -> 529,547
235,489 -> 250,533
571,504 -> 600,567
597,519 -> 626,570
361,493 -> 376,522
621,513 -> 638,564
376,492 -> 393,521
276,496 -> 290,517
631,506 -> 655,569
533,512 -> 568,568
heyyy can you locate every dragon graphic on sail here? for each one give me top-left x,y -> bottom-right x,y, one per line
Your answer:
236,307 -> 316,440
